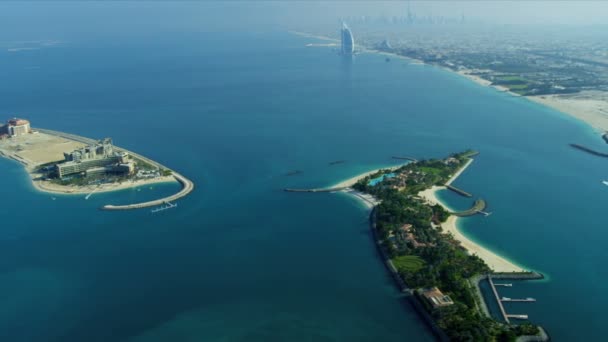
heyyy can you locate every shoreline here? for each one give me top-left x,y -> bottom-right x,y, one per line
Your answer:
330,163 -> 408,189
335,158 -> 526,273
294,30 -> 608,137
31,175 -> 178,196
417,159 -> 526,273
0,128 -> 195,210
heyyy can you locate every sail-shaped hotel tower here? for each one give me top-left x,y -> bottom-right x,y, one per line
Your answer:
341,22 -> 354,55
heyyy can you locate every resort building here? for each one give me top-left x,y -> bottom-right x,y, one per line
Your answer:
420,287 -> 454,309
56,138 -> 133,178
6,118 -> 31,137
341,22 -> 355,55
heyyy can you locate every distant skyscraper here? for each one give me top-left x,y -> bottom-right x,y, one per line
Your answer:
341,22 -> 354,55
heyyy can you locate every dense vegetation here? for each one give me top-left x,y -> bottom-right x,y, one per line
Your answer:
355,151 -> 541,341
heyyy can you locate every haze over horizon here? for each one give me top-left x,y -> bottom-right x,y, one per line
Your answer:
2,1 -> 608,42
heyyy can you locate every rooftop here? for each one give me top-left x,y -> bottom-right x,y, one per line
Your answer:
421,287 -> 454,308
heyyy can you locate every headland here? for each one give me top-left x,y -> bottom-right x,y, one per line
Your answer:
0,118 -> 194,210
285,151 -> 544,340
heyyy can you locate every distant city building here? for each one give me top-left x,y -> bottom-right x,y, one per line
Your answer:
380,39 -> 393,50
6,118 -> 31,137
420,287 -> 454,308
56,138 -> 133,178
341,22 -> 355,55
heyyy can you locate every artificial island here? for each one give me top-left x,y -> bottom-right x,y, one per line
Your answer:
0,118 -> 193,210
285,151 -> 548,341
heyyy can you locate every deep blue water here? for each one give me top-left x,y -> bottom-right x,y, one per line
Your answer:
1,16 -> 608,342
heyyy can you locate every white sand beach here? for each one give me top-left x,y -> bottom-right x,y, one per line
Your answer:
418,186 -> 524,273
418,159 -> 526,273
331,164 -> 406,189
528,91 -> 608,133
32,176 -> 178,196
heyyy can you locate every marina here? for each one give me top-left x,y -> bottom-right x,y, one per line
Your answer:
488,275 -> 537,324
151,202 -> 177,213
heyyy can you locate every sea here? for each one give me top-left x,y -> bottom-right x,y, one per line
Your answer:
1,7 -> 608,342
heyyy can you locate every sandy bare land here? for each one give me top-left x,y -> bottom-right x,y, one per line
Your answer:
528,91 -> 608,133
0,132 -> 86,167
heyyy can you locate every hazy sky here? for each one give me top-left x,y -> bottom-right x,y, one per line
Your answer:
2,1 -> 608,42
274,1 -> 608,26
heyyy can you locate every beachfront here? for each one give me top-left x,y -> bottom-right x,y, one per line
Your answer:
336,157 -> 524,273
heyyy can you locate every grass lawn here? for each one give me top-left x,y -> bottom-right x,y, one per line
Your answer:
507,84 -> 529,90
392,255 -> 426,273
419,166 -> 442,175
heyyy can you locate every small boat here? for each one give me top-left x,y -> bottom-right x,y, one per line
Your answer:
603,180 -> 608,186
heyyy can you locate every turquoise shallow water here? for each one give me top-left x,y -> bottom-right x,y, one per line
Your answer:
368,173 -> 396,186
1,9 -> 608,341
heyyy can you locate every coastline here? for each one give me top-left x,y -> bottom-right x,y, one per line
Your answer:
417,160 -> 526,273
0,129 -> 195,210
335,158 -> 525,273
330,163 -> 407,189
294,30 -> 608,137
31,175 -> 178,196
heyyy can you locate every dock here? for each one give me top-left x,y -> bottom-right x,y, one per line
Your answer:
570,143 -> 608,158
488,275 -> 510,324
391,156 -> 418,162
452,199 -> 487,217
501,297 -> 536,302
488,275 -> 538,325
445,184 -> 473,197
284,186 -> 348,193
151,201 -> 177,213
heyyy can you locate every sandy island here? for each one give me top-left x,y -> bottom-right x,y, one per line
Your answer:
0,131 -> 180,197
335,159 -> 525,273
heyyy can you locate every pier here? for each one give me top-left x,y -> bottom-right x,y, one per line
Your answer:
452,199 -> 487,217
488,275 -> 510,324
102,172 -> 194,210
151,201 -> 177,213
501,297 -> 536,302
284,186 -> 348,193
36,128 -> 195,211
391,156 -> 418,162
487,274 -> 539,325
445,184 -> 473,197
570,143 -> 608,158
